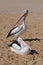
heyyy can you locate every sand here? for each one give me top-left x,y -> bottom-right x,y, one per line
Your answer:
0,0 -> 43,65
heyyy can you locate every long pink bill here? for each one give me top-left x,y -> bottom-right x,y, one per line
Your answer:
16,12 -> 25,24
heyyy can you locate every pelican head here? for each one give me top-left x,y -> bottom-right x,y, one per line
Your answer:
23,9 -> 28,17
16,9 -> 28,24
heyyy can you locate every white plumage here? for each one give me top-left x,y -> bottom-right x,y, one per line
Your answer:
7,9 -> 38,55
9,37 -> 32,55
6,9 -> 28,38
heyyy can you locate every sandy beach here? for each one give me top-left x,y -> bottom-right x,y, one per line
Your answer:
0,0 -> 43,65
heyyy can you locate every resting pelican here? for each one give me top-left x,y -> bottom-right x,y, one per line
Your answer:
8,37 -> 32,55
8,37 -> 38,55
6,9 -> 28,38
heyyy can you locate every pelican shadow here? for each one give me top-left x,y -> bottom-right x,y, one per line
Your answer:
23,38 -> 43,42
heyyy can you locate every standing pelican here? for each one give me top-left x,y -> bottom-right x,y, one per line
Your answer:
6,9 -> 28,38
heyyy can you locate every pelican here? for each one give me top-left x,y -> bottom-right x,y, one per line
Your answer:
6,9 -> 28,38
8,37 -> 32,55
8,37 -> 39,55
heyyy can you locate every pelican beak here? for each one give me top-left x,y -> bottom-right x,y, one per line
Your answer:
16,12 -> 26,24
16,9 -> 28,24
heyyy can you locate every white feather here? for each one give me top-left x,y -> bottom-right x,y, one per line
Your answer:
10,37 -> 32,55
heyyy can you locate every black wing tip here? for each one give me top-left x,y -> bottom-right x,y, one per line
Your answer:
6,35 -> 9,38
6,27 -> 16,38
8,40 -> 21,47
8,41 -> 15,47
6,33 -> 12,38
8,44 -> 12,47
29,50 -> 39,55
